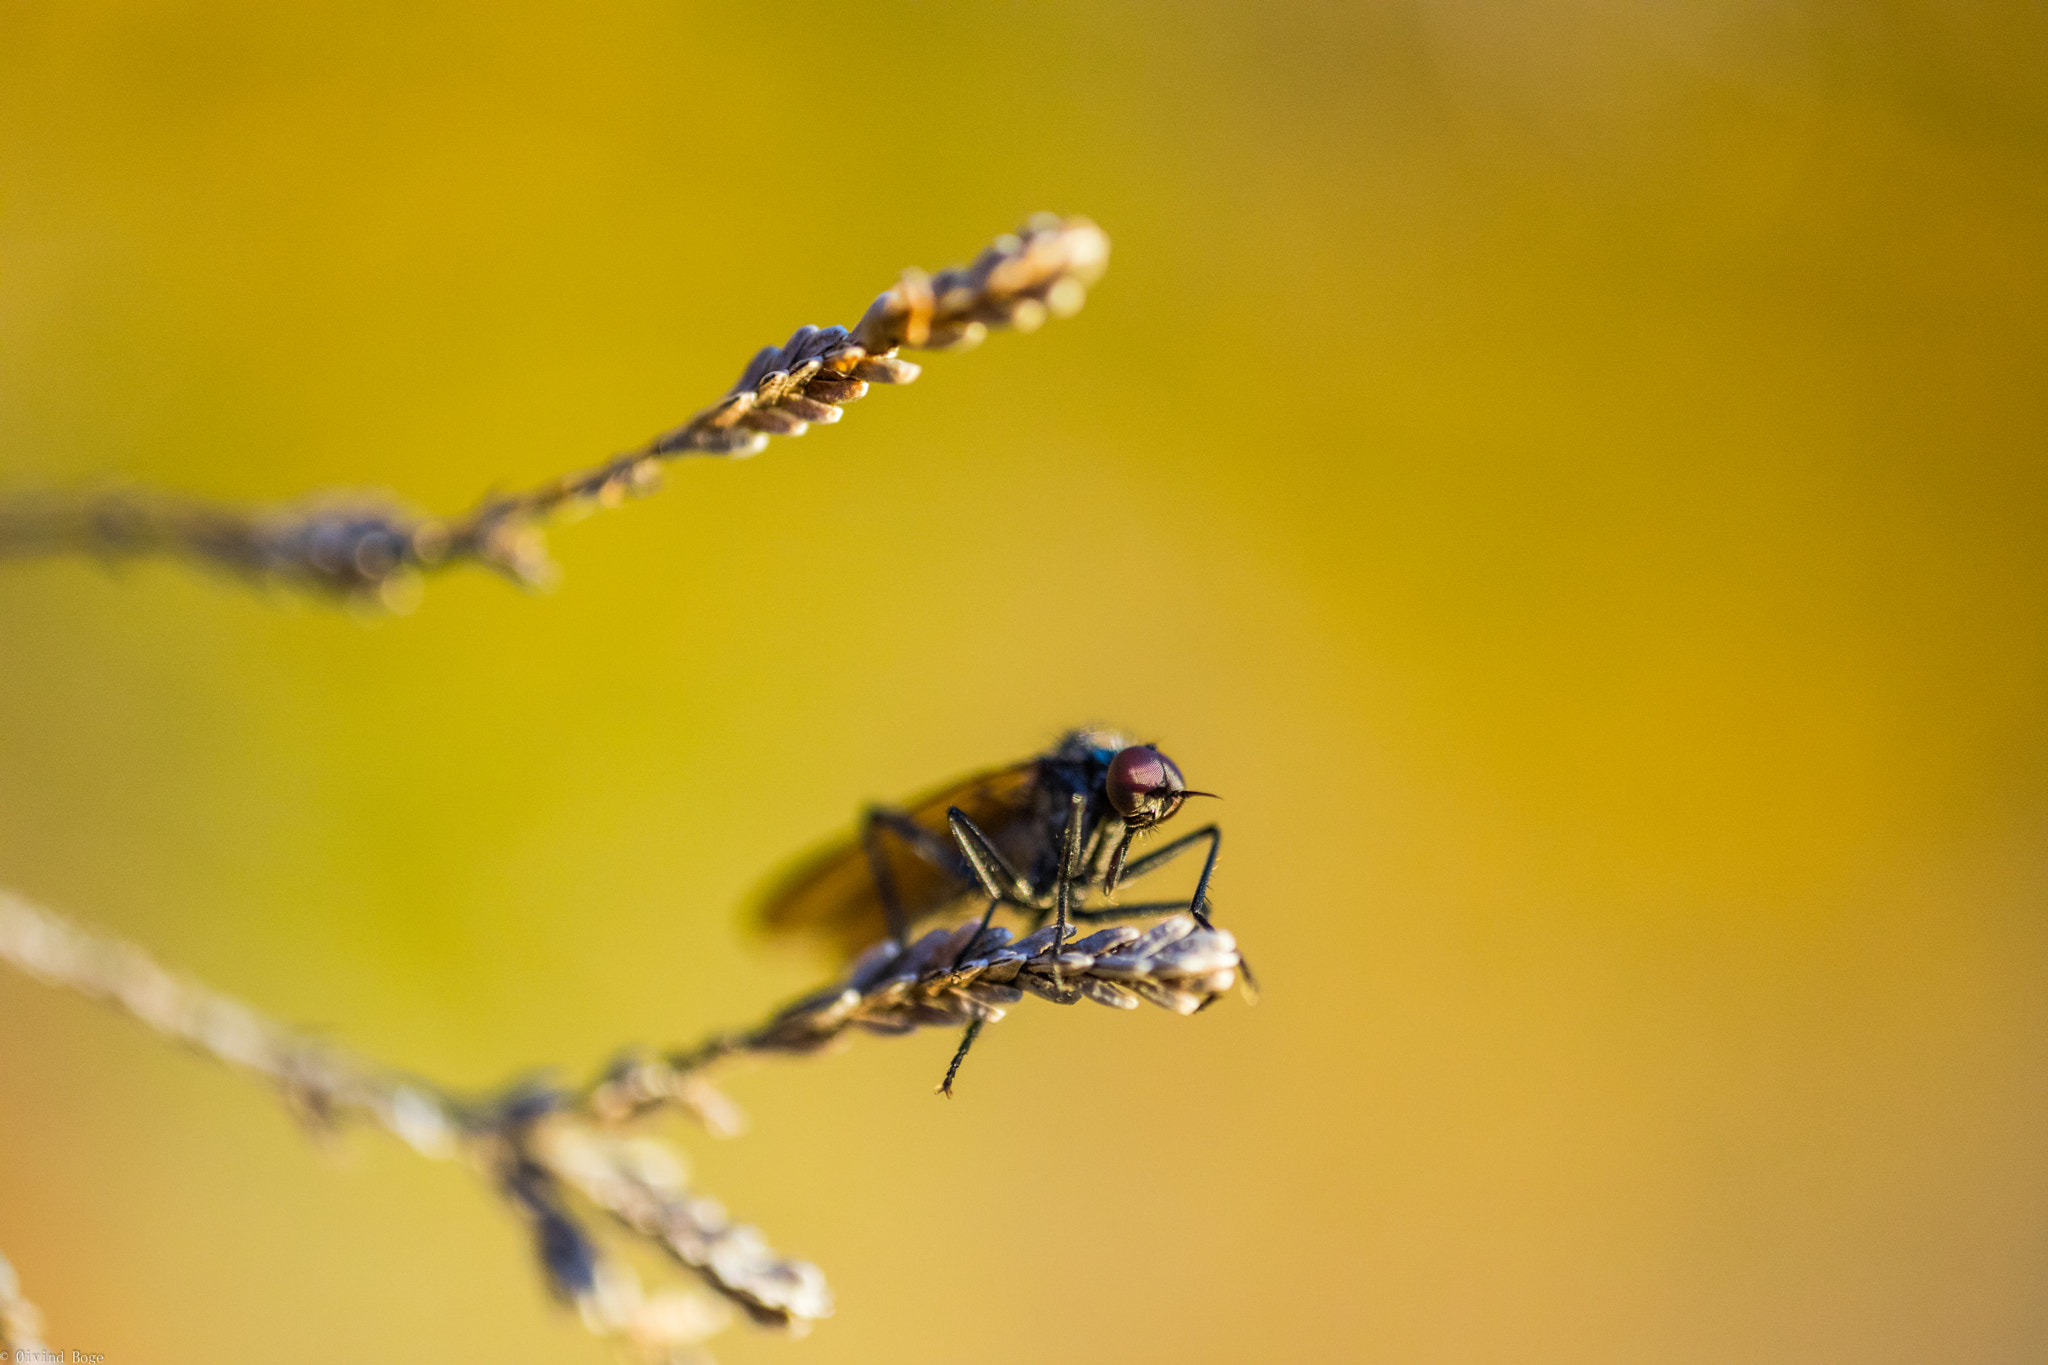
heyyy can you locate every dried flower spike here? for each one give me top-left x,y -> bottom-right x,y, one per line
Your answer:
0,215 -> 1110,604
755,914 -> 1241,1050
584,912 -> 1246,1119
0,889 -> 827,1363
0,859 -> 1234,1357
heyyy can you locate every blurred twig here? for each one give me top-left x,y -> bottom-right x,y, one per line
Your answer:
0,1251 -> 47,1354
0,886 -> 1246,1361
0,215 -> 1110,608
0,889 -> 825,1363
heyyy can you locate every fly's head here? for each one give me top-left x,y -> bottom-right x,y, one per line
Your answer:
1101,745 -> 1212,892
1105,745 -> 1188,831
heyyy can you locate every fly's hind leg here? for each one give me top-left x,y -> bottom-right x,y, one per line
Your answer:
862,805 -> 973,944
945,807 -> 1037,907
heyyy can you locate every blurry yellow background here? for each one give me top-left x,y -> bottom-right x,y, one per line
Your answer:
3,2 -> 2046,1361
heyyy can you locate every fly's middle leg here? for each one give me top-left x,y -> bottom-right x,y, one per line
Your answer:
1055,791 -> 1090,978
936,1018 -> 985,1098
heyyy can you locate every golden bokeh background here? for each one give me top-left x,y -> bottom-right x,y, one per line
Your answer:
3,2 -> 2046,1361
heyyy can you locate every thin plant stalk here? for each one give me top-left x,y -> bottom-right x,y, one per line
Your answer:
0,216 -> 1109,608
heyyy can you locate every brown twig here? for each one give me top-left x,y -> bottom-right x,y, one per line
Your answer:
0,889 -> 825,1362
0,889 -> 1246,1359
0,215 -> 1110,608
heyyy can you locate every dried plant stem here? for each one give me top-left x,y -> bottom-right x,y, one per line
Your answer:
0,889 -> 826,1362
0,890 -> 450,1153
0,888 -> 1246,1359
0,1251 -> 47,1354
0,215 -> 1110,607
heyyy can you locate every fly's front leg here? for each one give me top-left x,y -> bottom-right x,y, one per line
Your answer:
1115,824 -> 1223,928
1067,899 -> 1200,924
1116,823 -> 1260,998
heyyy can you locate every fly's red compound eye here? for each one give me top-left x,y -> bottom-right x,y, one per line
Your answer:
1105,746 -> 1185,819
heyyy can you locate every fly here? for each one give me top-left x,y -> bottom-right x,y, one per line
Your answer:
752,727 -> 1250,1092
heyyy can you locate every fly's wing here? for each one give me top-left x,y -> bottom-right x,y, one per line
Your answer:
750,761 -> 1043,962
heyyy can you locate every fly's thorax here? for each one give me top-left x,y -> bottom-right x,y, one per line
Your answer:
1020,754 -> 1103,892
1051,727 -> 1136,767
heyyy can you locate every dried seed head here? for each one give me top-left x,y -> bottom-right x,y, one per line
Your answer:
736,912 -> 1241,1057
0,891 -> 818,1363
657,215 -> 1106,462
539,1123 -> 833,1333
0,216 -> 1108,604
